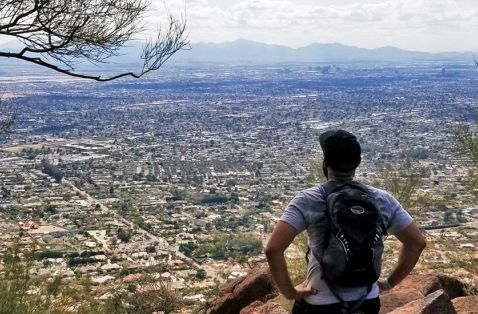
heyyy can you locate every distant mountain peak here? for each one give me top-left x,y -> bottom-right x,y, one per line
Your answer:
2,38 -> 471,67
173,40 -> 471,64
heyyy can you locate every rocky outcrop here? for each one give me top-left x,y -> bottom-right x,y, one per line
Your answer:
239,300 -> 288,314
388,289 -> 456,314
437,275 -> 469,300
380,274 -> 467,313
206,270 -> 473,314
452,296 -> 478,314
206,267 -> 277,314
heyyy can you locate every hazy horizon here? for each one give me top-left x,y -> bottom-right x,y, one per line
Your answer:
2,0 -> 478,54
1,36 -> 476,55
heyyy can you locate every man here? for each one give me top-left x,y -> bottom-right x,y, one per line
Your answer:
265,130 -> 426,314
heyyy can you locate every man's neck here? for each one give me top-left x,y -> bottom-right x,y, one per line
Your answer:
327,167 -> 355,182
328,175 -> 354,182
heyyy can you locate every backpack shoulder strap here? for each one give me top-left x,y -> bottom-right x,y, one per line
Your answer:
307,182 -> 335,265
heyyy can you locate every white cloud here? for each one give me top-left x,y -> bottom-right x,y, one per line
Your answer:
155,0 -> 478,51
1,0 -> 477,52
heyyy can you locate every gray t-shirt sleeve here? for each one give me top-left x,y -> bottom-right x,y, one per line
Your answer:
279,192 -> 308,233
383,192 -> 413,235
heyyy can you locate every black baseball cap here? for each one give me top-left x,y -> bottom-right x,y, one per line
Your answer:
319,130 -> 361,172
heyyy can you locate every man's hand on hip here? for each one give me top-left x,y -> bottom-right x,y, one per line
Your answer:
294,281 -> 316,300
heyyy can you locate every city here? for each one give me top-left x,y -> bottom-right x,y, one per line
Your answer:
0,61 -> 478,311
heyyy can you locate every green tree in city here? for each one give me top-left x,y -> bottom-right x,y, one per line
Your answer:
377,158 -> 432,213
41,161 -> 64,183
98,275 -> 183,314
0,246 -> 63,314
194,233 -> 262,261
117,228 -> 132,243
457,124 -> 478,198
195,269 -> 207,280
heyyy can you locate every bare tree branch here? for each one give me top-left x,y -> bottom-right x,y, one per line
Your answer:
0,0 -> 189,81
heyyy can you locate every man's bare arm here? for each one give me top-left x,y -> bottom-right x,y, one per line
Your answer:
379,222 -> 426,289
265,221 -> 313,300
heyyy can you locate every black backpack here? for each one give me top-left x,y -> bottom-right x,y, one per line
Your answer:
309,181 -> 387,313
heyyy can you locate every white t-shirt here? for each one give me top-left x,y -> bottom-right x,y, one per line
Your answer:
279,183 -> 413,305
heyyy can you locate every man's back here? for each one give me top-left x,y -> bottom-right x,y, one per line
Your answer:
279,182 -> 413,304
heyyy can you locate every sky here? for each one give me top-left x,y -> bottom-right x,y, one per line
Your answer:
149,0 -> 478,52
1,0 -> 478,52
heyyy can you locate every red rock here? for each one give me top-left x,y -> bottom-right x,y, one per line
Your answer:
452,296 -> 478,314
207,270 -> 469,314
436,275 -> 467,300
388,289 -> 456,314
240,300 -> 288,314
207,293 -> 239,314
206,267 -> 277,314
380,274 -> 467,313
380,287 -> 424,314
232,267 -> 276,302
240,301 -> 265,314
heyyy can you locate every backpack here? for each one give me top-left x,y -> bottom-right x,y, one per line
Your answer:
309,181 -> 387,313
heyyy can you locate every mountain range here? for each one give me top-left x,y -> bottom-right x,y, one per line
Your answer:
0,39 -> 474,68
171,39 -> 473,64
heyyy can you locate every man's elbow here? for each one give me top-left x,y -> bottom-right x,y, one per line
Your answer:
417,236 -> 427,251
264,242 -> 283,259
410,236 -> 427,253
264,245 -> 276,258
397,224 -> 427,253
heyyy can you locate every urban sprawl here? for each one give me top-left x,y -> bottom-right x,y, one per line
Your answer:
0,62 -> 477,307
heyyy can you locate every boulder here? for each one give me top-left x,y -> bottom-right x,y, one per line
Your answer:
380,287 -> 425,314
388,289 -> 456,314
380,274 -> 467,313
239,300 -> 288,314
240,301 -> 264,314
233,267 -> 276,302
206,267 -> 277,314
436,275 -> 468,300
452,296 -> 478,314
207,293 -> 240,314
207,270 -> 470,314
